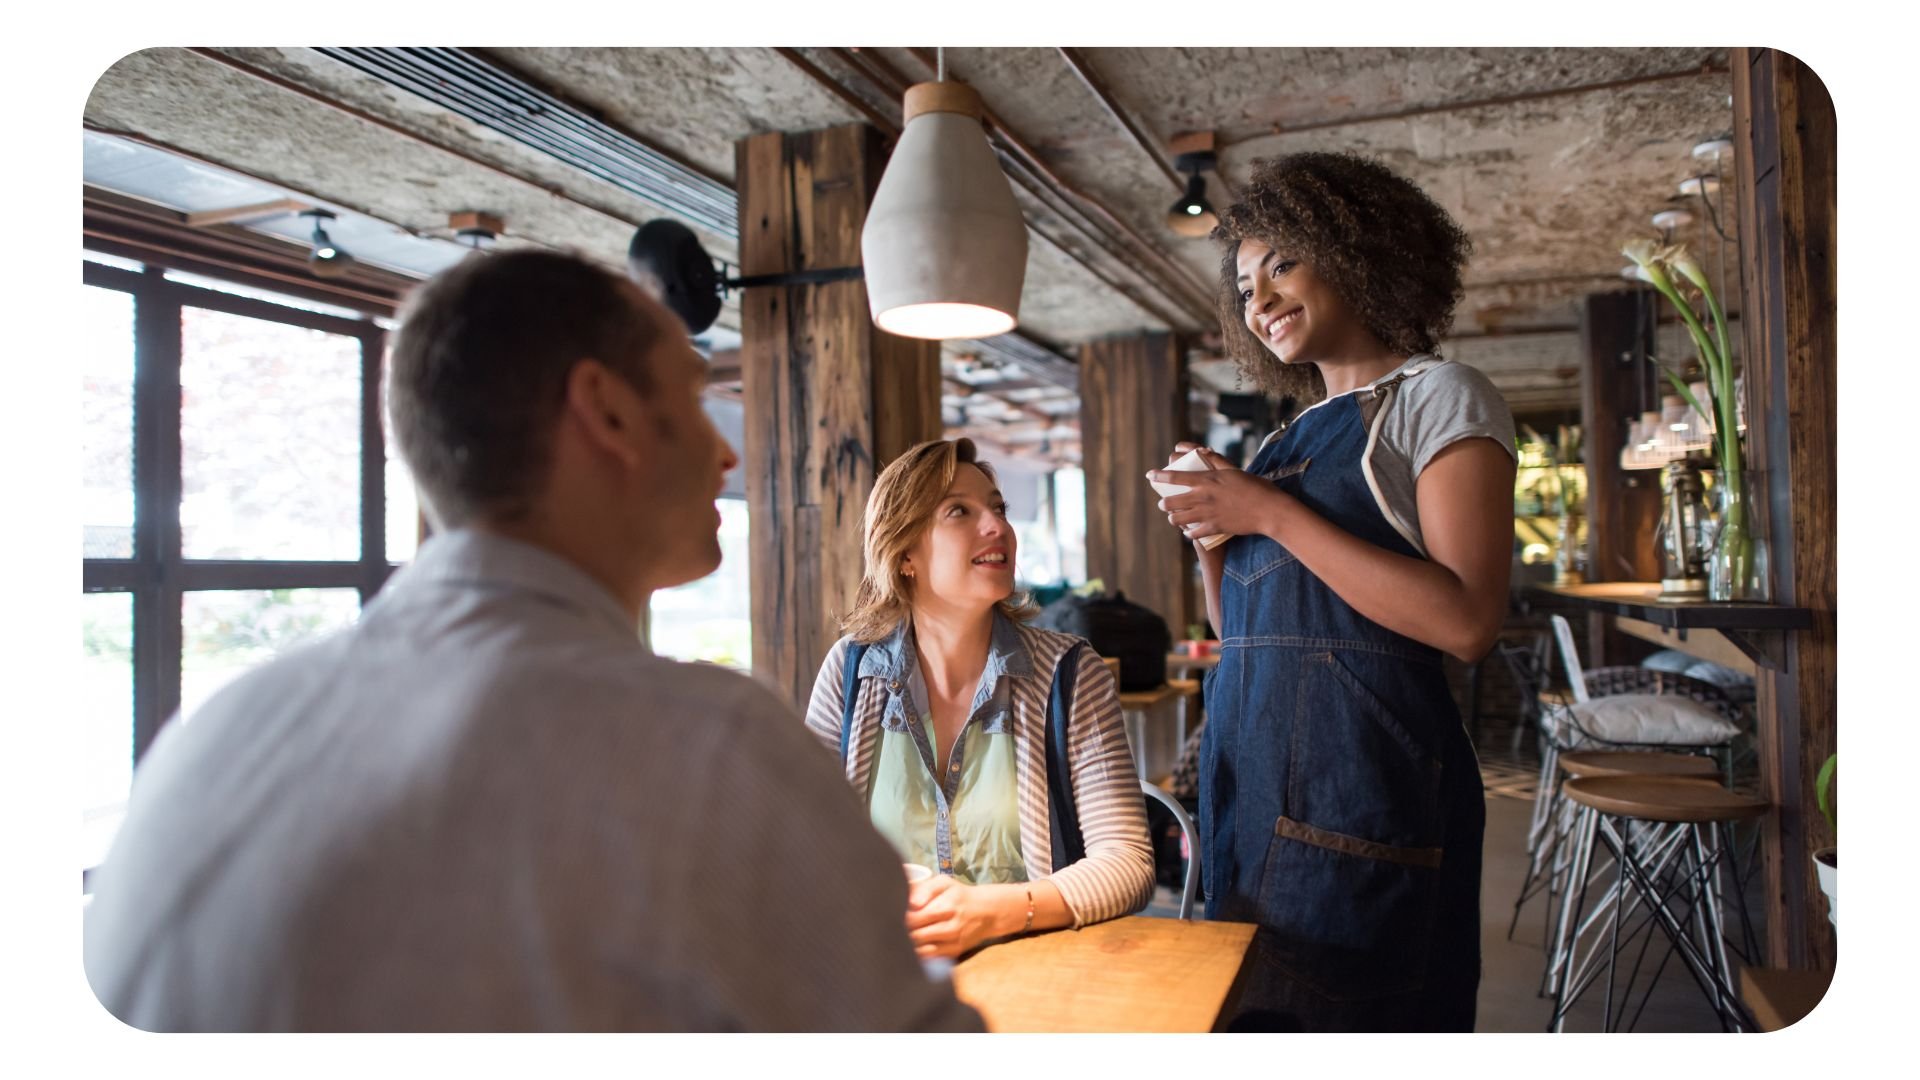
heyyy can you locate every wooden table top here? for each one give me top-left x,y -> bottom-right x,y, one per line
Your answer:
1117,681 -> 1200,707
951,916 -> 1257,1032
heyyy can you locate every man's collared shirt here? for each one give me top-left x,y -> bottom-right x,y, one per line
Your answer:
84,529 -> 982,1032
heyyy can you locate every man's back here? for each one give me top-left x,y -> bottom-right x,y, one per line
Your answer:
84,531 -> 981,1032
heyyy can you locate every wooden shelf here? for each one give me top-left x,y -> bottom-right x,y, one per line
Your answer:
1529,582 -> 1813,670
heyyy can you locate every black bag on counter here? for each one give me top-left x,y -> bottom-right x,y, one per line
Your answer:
1033,591 -> 1170,692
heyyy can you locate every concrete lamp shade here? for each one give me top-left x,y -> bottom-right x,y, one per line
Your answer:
862,81 -> 1026,340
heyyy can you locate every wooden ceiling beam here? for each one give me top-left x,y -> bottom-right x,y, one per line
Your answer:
184,197 -> 312,228
771,48 -> 899,137
1218,59 -> 1731,146
1057,48 -> 1182,190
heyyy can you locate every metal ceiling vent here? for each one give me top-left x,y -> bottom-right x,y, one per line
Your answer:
314,47 -> 736,238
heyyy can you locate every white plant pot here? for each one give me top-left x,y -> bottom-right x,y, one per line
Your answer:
1813,848 -> 1837,928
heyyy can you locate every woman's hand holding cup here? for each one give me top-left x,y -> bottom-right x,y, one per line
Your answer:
1150,443 -> 1233,563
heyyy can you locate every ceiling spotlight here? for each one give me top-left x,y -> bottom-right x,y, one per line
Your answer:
1166,133 -> 1221,238
300,209 -> 355,279
450,210 -> 504,251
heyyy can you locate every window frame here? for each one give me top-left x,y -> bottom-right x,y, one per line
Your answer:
82,258 -> 400,766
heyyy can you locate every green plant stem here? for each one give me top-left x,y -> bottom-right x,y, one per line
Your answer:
1646,263 -> 1744,489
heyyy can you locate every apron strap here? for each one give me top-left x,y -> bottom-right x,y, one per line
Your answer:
1361,356 -> 1446,557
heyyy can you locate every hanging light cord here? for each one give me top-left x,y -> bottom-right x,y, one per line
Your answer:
1695,150 -> 1732,243
937,47 -> 946,83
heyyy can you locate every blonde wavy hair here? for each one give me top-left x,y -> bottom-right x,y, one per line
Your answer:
840,437 -> 1033,643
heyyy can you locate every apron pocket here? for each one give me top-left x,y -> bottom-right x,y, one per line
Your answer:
1288,651 -> 1444,850
1253,815 -> 1442,1001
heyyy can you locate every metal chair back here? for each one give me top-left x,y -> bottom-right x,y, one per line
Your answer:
1142,781 -> 1200,920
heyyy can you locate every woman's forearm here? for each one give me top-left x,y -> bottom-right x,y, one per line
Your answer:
979,879 -> 1070,937
1257,495 -> 1502,662
1199,546 -> 1224,638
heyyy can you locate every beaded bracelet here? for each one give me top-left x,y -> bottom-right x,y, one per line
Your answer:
1023,886 -> 1035,934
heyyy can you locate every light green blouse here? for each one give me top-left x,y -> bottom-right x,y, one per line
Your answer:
865,637 -> 1027,884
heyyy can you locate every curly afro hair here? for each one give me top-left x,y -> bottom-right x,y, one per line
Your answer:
1212,151 -> 1472,402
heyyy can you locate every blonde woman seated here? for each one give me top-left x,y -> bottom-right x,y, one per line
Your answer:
806,438 -> 1155,959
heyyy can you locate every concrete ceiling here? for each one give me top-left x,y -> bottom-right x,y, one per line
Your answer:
83,45 -> 1739,432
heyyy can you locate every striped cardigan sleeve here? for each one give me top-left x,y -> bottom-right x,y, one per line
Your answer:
1043,643 -> 1157,926
802,637 -> 852,758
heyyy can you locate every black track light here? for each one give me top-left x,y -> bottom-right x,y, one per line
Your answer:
301,209 -> 355,278
1167,152 -> 1220,238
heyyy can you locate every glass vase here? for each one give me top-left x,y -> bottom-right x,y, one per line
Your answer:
1708,478 -> 1760,601
1553,509 -> 1586,586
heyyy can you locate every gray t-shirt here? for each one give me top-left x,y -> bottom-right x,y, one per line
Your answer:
1265,355 -> 1516,557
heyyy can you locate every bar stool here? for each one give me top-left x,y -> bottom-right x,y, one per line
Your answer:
1537,751 -> 1720,998
1549,774 -> 1768,1032
1509,616 -> 1743,949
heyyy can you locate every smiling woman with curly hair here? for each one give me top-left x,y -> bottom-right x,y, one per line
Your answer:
1214,151 -> 1474,402
1147,151 -> 1515,1032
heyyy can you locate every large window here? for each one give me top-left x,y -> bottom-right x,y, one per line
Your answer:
648,497 -> 752,670
80,255 -> 413,879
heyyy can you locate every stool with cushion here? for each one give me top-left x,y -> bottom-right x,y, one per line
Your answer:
1508,617 -> 1745,952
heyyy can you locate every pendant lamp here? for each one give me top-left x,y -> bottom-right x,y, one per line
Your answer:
862,64 -> 1027,340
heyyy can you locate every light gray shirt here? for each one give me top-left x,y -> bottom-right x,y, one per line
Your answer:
83,530 -> 983,1033
1266,354 -> 1517,557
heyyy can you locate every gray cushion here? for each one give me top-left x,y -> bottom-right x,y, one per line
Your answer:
1546,693 -> 1741,747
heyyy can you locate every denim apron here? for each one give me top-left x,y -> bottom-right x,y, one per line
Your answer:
1201,371 -> 1485,1031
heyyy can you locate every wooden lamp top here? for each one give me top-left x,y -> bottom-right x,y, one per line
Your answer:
904,81 -> 985,124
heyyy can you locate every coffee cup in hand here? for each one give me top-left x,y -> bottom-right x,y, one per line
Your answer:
1148,448 -> 1233,550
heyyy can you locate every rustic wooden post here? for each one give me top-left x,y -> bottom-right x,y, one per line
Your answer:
1577,289 -> 1664,664
1731,47 -> 1837,973
1079,332 -> 1194,637
737,123 -> 943,710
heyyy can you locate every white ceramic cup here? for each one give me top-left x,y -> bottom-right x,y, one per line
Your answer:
1149,448 -> 1233,550
902,862 -> 934,884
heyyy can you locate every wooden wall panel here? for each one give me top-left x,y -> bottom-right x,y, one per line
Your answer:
737,123 -> 943,710
1079,333 -> 1194,638
1732,47 -> 1838,973
1577,290 -> 1665,665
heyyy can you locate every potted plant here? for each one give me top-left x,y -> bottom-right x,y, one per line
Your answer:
1814,753 -> 1836,927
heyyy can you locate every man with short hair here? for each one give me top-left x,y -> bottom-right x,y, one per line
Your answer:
84,251 -> 984,1032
